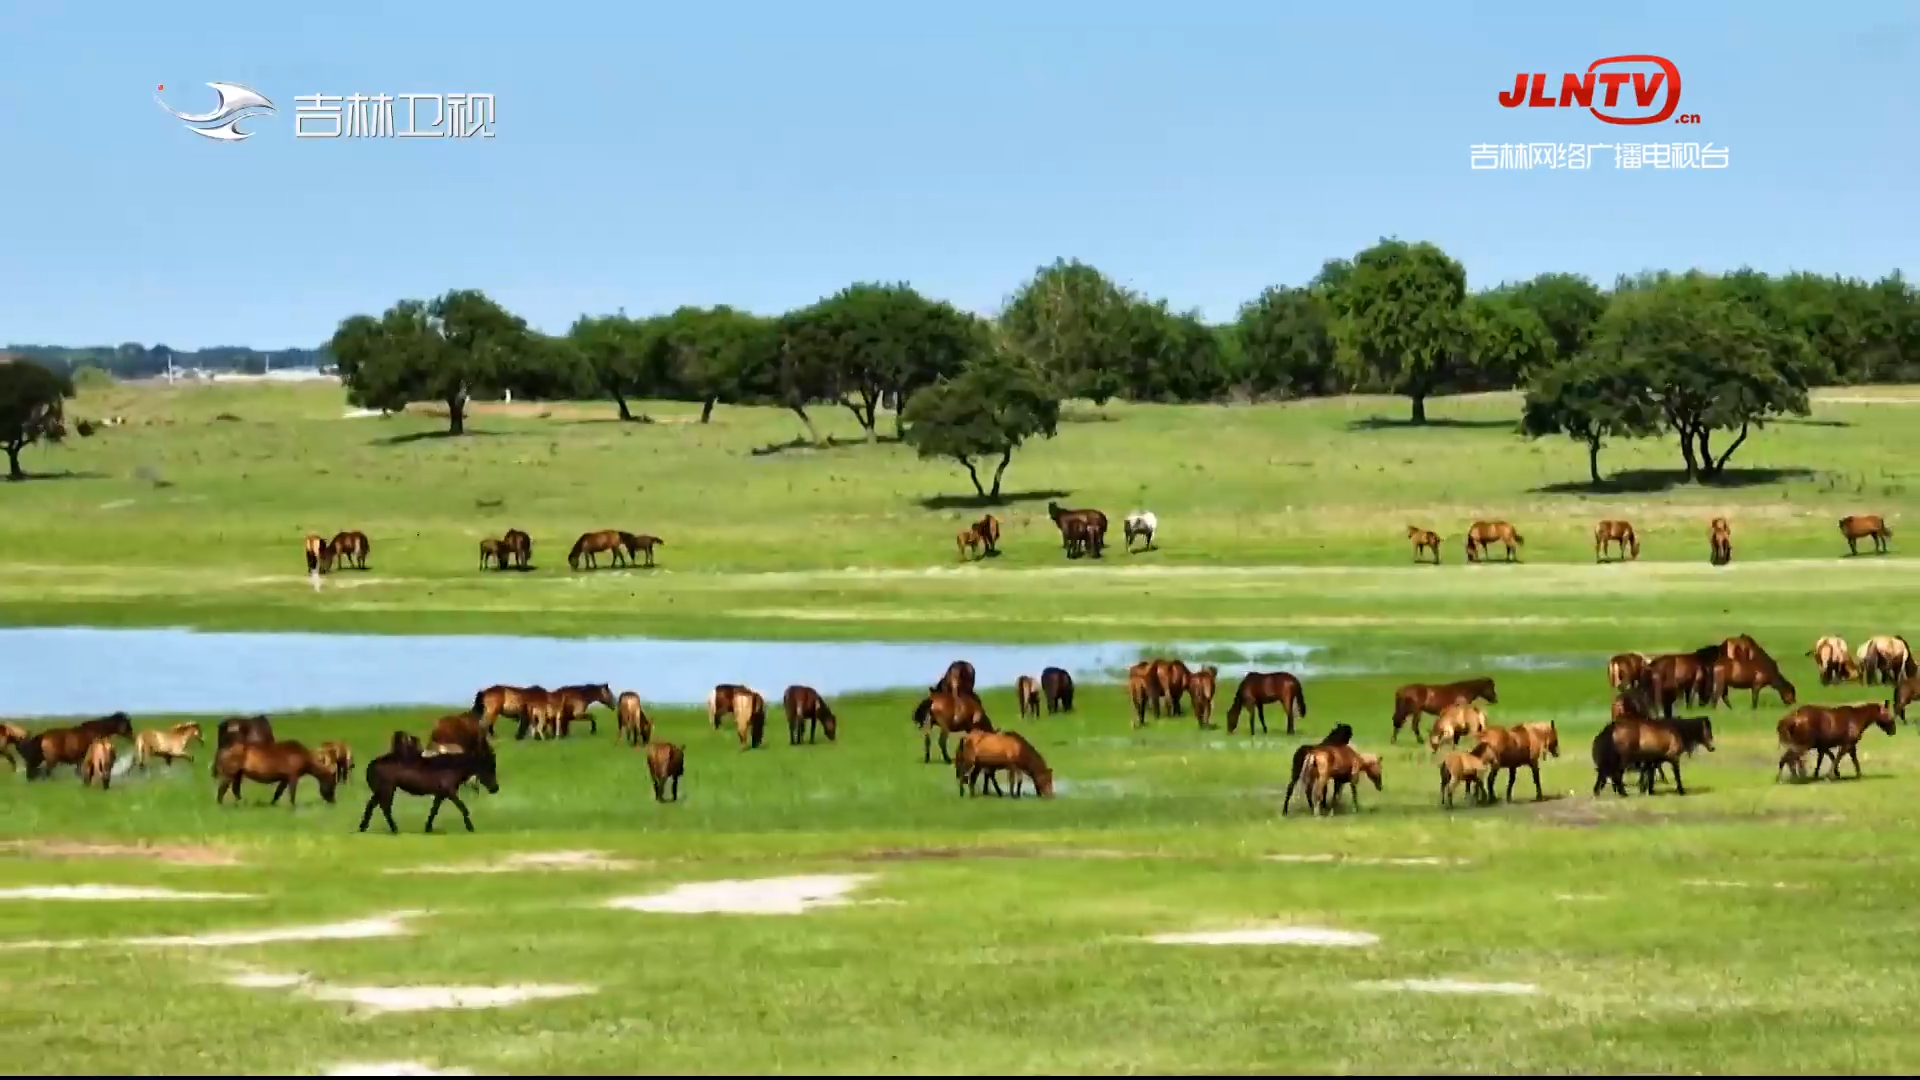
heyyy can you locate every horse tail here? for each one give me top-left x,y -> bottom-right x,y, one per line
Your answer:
911,697 -> 933,729
1282,744 -> 1313,814
1513,531 -> 1526,545
1295,680 -> 1309,718
471,690 -> 487,715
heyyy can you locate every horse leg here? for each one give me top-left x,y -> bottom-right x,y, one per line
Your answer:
938,729 -> 953,764
446,791 -> 476,831
424,795 -> 445,833
1503,767 -> 1517,803
923,728 -> 933,764
358,794 -> 380,831
1849,744 -> 1864,778
1528,762 -> 1543,801
269,779 -> 289,806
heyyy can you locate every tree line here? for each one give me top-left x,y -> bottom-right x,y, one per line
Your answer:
3,343 -> 330,378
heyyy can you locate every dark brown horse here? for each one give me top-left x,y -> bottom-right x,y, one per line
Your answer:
619,531 -> 664,568
358,741 -> 499,833
1840,514 -> 1892,556
568,529 -> 629,570
1406,526 -> 1442,565
1389,678 -> 1496,743
1778,703 -> 1897,781
646,742 -> 684,802
1041,667 -> 1074,713
215,740 -> 338,807
1709,517 -> 1732,565
1150,659 -> 1195,717
1225,671 -> 1309,736
550,684 -> 616,736
502,527 -> 533,569
932,660 -> 977,697
1594,520 -> 1639,562
479,538 -> 507,570
303,533 -> 336,575
24,712 -> 134,780
912,691 -> 993,764
1187,666 -> 1219,728
1708,656 -> 1797,709
1647,652 -> 1713,718
1592,716 -> 1714,797
971,514 -> 1001,557
1046,501 -> 1107,559
330,531 -> 370,570
1464,521 -> 1524,563
1281,723 -> 1354,814
781,685 -> 838,745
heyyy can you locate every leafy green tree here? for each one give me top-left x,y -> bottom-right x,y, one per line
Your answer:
1519,355 -> 1661,484
569,313 -> 669,421
663,305 -> 777,423
0,360 -> 75,480
1509,273 -> 1608,367
1119,300 -> 1230,402
1326,239 -> 1471,423
329,289 -> 531,435
1233,286 -> 1338,399
901,345 -> 1061,500
998,259 -> 1136,406
776,284 -> 979,440
1465,291 -> 1556,389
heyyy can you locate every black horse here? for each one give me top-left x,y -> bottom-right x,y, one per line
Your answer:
358,744 -> 500,834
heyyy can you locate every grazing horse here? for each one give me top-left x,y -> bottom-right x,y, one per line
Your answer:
730,687 -> 768,750
955,526 -> 983,562
970,514 -> 1002,556
1425,703 -> 1488,752
568,529 -> 629,570
1472,721 -> 1560,803
1015,675 -> 1041,719
1225,671 -> 1309,736
1709,517 -> 1732,565
1187,666 -> 1219,728
303,533 -> 336,575
1594,520 -> 1639,562
135,723 -> 203,771
707,684 -> 747,729
1647,653 -> 1713,718
1281,724 -> 1356,815
358,742 -> 500,833
616,691 -> 652,747
1149,659 -> 1194,717
1894,675 -> 1920,723
781,685 -> 837,745
1406,526 -> 1442,565
1041,667 -> 1075,713
1464,520 -> 1524,563
479,538 -> 508,570
330,531 -> 370,570
1607,652 -> 1650,693
619,531 -> 664,568
502,528 -> 533,569
933,660 -> 977,697
960,731 -> 1053,798
1123,511 -> 1157,553
1857,635 -> 1917,686
1840,514 -> 1892,556
80,738 -> 117,790
1592,716 -> 1714,797
1709,656 -> 1797,709
1046,501 -> 1108,559
1439,751 -> 1492,808
646,742 -> 684,802
1809,636 -> 1859,685
1126,661 -> 1159,729
912,691 -> 993,764
1778,703 -> 1897,782
1389,678 -> 1497,744
1300,745 -> 1382,817
552,684 -> 616,736
215,740 -> 338,807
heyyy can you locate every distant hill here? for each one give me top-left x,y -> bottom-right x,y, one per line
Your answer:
4,343 -> 332,380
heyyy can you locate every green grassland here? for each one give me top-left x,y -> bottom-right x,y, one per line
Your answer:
8,380 -> 1920,1073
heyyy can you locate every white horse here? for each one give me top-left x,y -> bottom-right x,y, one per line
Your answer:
1123,510 -> 1157,553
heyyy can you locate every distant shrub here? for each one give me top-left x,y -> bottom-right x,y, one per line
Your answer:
72,365 -> 114,390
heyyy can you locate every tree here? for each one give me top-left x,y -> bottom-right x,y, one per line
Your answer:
1233,286 -> 1339,400
776,284 -> 979,441
1119,300 -> 1231,402
1586,275 -> 1814,480
0,360 -> 75,480
1326,239 -> 1471,423
329,289 -> 531,435
663,306 -> 776,423
1464,291 -> 1556,390
1509,273 -> 1608,367
1518,355 -> 1661,484
569,313 -> 669,421
901,344 -> 1061,500
998,259 -> 1136,406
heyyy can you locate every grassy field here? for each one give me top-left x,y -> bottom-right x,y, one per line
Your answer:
8,379 -> 1920,1073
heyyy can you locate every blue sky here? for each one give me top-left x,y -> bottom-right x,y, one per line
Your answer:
1,1 -> 1913,349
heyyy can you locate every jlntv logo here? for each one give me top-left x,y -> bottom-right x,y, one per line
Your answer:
1498,55 -> 1698,126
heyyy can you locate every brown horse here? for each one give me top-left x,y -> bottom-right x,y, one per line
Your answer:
1592,716 -> 1714,797
568,529 -> 629,570
1721,633 -> 1774,666
1187,666 -> 1219,728
1857,635 -> 1917,686
1708,656 -> 1797,709
502,528 -> 533,569
1607,653 -> 1649,692
1281,723 -> 1356,815
707,684 -> 746,729
1046,501 -> 1107,559
1041,667 -> 1074,713
1894,675 -> 1920,722
1808,636 -> 1858,685
359,741 -> 498,833
1472,721 -> 1559,803
1225,671 -> 1309,735
1150,659 -> 1194,717
330,531 -> 370,570
619,532 -> 664,568
1389,678 -> 1497,743
1709,517 -> 1732,565
1840,514 -> 1892,556
955,527 -> 984,562
730,687 -> 768,750
1439,751 -> 1492,808
1425,703 -> 1487,752
79,738 -> 117,790
1300,745 -> 1382,817
1015,675 -> 1041,719
27,713 -> 135,780
1126,662 -> 1158,729
971,514 -> 1002,556
1594,520 -> 1639,562
933,660 -> 977,697
472,685 -> 542,736
960,731 -> 1052,797
479,538 -> 507,570
781,685 -> 837,745
429,713 -> 491,754
1611,687 -> 1654,723
616,691 -> 652,747
303,533 -> 336,575
1464,520 -> 1524,563
1778,703 -> 1897,781
1406,525 -> 1442,565
1647,653 -> 1712,718
551,684 -> 616,736
647,742 -> 684,802
912,691 -> 993,764
215,740 -> 338,807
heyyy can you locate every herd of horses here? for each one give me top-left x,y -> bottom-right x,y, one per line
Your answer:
1405,514 -> 1893,565
302,527 -> 666,575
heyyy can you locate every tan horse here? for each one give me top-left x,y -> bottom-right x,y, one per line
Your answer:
472,685 -> 544,736
1149,659 -> 1194,717
0,722 -> 27,772
1709,517 -> 1732,565
1472,721 -> 1559,802
646,742 -> 684,802
316,740 -> 354,785
707,684 -> 746,729
79,738 -> 117,790
1808,636 -> 1859,685
730,687 -> 767,751
1015,675 -> 1041,719
479,538 -> 508,570
1857,635 -> 1917,686
955,527 -> 983,562
1301,745 -> 1382,817
1187,666 -> 1219,728
1390,677 -> 1497,743
1438,751 -> 1491,808
1425,703 -> 1487,752
1594,520 -> 1639,562
1406,526 -> 1442,565
912,691 -> 993,764
1840,514 -> 1892,556
330,531 -> 370,570
1464,520 -> 1524,563
971,514 -> 1002,556
134,723 -> 203,771
616,691 -> 652,747
303,533 -> 336,575
1126,662 -> 1158,729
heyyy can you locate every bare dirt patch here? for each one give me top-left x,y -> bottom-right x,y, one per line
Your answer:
1264,854 -> 1462,867
389,850 -> 643,875
325,1063 -> 472,1077
851,845 -> 1169,863
227,968 -> 593,1015
0,912 -> 424,951
1147,925 -> 1378,947
0,885 -> 255,902
1356,978 -> 1539,995
0,839 -> 240,866
604,874 -> 875,915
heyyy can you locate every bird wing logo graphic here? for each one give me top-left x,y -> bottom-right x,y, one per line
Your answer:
156,81 -> 277,141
